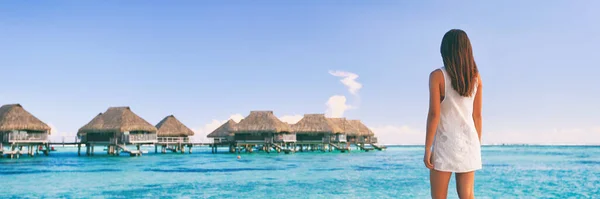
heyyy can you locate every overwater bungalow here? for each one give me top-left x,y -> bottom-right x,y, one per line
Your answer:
207,119 -> 237,153
327,117 -> 355,143
292,114 -> 347,152
155,115 -> 195,154
0,104 -> 51,158
232,111 -> 295,153
328,117 -> 357,148
348,120 -> 385,150
77,107 -> 157,156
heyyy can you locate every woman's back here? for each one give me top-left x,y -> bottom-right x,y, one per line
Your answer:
432,67 -> 481,172
425,29 -> 483,199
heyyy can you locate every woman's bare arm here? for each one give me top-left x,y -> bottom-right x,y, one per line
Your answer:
425,70 -> 443,152
473,74 -> 483,142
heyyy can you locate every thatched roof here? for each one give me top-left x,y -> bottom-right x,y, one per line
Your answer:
207,119 -> 237,138
77,113 -> 103,136
156,115 -> 194,137
78,107 -> 157,134
233,111 -> 291,133
292,114 -> 343,134
328,117 -> 360,136
348,120 -> 374,136
0,104 -> 51,133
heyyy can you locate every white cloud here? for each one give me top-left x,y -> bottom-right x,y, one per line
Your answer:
228,114 -> 244,123
369,125 -> 424,145
365,125 -> 600,145
48,123 -> 58,135
484,127 -> 600,145
191,114 -> 244,143
325,95 -> 352,118
329,70 -> 362,95
279,114 -> 303,124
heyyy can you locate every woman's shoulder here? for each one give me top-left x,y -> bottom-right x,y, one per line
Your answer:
429,68 -> 444,81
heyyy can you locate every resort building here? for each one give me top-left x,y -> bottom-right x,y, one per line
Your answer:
348,120 -> 385,150
328,117 -> 357,149
78,107 -> 157,156
232,111 -> 295,153
207,119 -> 237,153
0,104 -> 51,158
155,115 -> 195,154
292,114 -> 348,152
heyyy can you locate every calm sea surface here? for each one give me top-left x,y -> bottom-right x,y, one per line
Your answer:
1,145 -> 598,198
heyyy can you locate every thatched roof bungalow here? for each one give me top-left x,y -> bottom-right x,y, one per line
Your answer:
292,114 -> 343,143
78,107 -> 157,144
77,113 -> 103,137
233,111 -> 294,143
0,104 -> 51,144
348,120 -> 376,143
327,117 -> 359,143
328,118 -> 359,136
156,115 -> 194,137
207,119 -> 237,143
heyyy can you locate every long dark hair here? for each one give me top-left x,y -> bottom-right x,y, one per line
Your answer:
440,29 -> 479,97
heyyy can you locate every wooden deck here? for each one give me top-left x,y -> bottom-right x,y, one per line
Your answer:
3,140 -> 386,158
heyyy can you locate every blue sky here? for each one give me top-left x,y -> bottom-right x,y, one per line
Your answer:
1,1 -> 599,144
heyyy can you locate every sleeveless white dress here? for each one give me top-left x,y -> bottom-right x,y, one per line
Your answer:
432,67 -> 482,173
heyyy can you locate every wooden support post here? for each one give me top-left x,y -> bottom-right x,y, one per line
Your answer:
155,145 -> 158,154
188,145 -> 192,154
181,145 -> 185,154
77,144 -> 81,156
91,144 -> 95,156
8,145 -> 12,159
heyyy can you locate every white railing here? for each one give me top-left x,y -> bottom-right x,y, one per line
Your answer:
264,137 -> 273,144
274,134 -> 296,142
48,136 -> 80,143
5,132 -> 48,143
157,137 -> 190,143
370,137 -> 378,144
124,133 -> 157,143
336,134 -> 347,143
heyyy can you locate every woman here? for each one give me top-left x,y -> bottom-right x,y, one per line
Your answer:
424,29 -> 483,199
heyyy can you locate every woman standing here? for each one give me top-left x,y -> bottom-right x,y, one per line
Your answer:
424,29 -> 483,199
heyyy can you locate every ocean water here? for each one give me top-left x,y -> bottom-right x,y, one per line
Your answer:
1,145 -> 598,198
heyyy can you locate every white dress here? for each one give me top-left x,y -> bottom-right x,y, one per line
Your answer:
432,67 -> 482,173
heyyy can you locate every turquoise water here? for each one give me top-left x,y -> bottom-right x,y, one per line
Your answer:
1,145 -> 599,198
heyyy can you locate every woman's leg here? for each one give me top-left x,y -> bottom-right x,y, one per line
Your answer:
430,169 -> 452,199
455,171 -> 475,199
